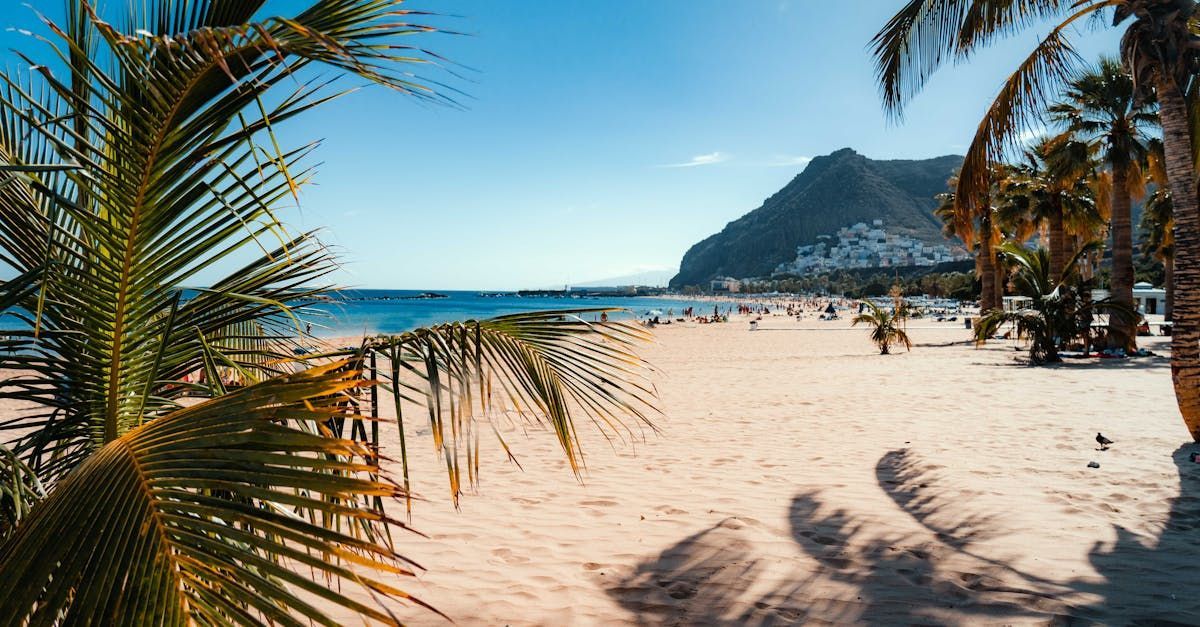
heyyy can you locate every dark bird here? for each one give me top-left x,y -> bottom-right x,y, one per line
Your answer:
1096,432 -> 1114,450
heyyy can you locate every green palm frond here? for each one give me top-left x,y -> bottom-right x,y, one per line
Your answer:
1141,187 -> 1174,260
871,0 -> 1075,118
0,361 -> 438,625
369,309 -> 659,505
871,1 -> 1117,224
852,300 -> 912,355
953,17 -> 1088,217
0,3 -> 669,623
0,0 -> 447,484
976,305 -> 1057,359
1049,56 -> 1157,172
0,445 -> 43,539
979,240 -> 1132,363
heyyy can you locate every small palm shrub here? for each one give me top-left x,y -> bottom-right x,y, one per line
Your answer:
852,300 -> 912,355
975,242 -> 1134,364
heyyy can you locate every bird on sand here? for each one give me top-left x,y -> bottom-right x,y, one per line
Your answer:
1096,432 -> 1114,451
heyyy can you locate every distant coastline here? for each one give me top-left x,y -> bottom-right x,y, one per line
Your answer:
308,290 -> 753,337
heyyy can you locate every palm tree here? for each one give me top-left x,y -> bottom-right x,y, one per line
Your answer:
976,241 -> 1131,364
0,2 -> 658,623
936,179 -> 1000,310
1049,57 -> 1158,349
936,169 -> 1008,311
999,136 -> 1102,281
1142,187 -> 1175,319
872,0 -> 1200,439
852,300 -> 913,354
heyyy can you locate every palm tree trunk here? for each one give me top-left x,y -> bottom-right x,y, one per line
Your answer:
1166,254 -> 1175,321
979,240 -> 997,312
1048,202 -> 1066,281
979,211 -> 997,312
1108,162 -> 1136,350
1158,84 -> 1200,441
993,252 -> 1004,309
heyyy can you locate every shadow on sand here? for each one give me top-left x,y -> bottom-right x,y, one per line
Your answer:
609,445 -> 1200,625
976,353 -> 1171,370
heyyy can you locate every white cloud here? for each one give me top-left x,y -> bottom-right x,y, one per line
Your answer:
655,152 -> 815,169
763,154 -> 812,168
657,151 -> 728,168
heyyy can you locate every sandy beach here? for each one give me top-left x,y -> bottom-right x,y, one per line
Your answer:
313,315 -> 1198,625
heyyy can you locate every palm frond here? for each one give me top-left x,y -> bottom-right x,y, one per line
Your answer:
852,300 -> 911,354
0,0 -> 449,484
954,13 -> 1091,217
0,445 -> 43,540
871,0 -> 974,117
368,309 -> 659,505
870,0 -> 1079,118
0,361 -> 435,625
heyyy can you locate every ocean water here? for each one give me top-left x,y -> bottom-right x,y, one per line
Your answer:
307,290 -> 759,337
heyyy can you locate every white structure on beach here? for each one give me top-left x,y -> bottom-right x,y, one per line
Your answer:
1134,282 -> 1167,315
773,219 -> 968,276
1093,283 -> 1168,316
1003,296 -> 1033,312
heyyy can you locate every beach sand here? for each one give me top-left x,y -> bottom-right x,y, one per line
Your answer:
323,315 -> 1200,625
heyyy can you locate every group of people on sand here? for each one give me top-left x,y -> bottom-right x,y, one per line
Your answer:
632,296 -> 866,328
692,313 -> 728,324
735,304 -> 770,316
653,305 -> 730,325
630,298 -> 857,328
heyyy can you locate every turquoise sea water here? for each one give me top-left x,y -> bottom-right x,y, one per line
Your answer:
308,290 -> 763,337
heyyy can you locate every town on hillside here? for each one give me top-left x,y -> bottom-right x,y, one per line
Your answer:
774,219 -> 969,276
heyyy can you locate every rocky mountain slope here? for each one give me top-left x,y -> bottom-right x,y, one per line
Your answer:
670,148 -> 963,287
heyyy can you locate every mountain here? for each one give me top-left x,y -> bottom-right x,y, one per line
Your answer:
669,148 -> 964,287
573,269 -> 677,288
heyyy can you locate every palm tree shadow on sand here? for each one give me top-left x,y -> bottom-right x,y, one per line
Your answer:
607,446 -> 1200,625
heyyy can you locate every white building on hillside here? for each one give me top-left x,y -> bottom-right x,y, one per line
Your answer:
773,218 -> 968,275
710,277 -> 741,293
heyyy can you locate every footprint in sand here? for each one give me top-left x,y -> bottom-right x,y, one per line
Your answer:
491,548 -> 530,564
654,505 -> 688,516
959,572 -> 985,590
773,608 -> 804,621
580,499 -> 618,507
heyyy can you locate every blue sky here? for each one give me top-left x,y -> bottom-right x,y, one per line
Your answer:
0,2 -> 1122,290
